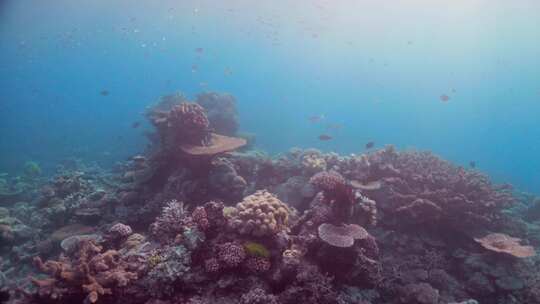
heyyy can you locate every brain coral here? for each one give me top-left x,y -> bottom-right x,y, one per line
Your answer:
227,190 -> 291,237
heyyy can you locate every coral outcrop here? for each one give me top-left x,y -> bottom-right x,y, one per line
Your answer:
226,190 -> 291,237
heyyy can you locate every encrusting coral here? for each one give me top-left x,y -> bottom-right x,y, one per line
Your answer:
226,190 -> 291,237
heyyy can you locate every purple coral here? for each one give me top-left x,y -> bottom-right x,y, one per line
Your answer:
310,171 -> 346,192
245,257 -> 271,273
191,206 -> 209,231
150,200 -> 188,242
204,258 -> 220,273
108,223 -> 132,239
239,288 -> 279,304
217,242 -> 246,268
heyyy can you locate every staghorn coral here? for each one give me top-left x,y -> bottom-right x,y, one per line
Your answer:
31,240 -> 137,303
227,190 -> 291,237
474,233 -> 536,258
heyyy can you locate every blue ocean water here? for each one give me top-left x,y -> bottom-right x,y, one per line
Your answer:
1,0 -> 539,193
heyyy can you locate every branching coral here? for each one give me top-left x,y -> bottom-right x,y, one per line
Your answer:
150,200 -> 189,243
227,190 -> 291,237
31,240 -> 137,303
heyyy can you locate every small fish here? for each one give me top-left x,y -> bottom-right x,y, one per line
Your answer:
224,67 -> 232,76
365,141 -> 375,149
100,90 -> 110,96
440,94 -> 450,102
318,134 -> 332,141
191,64 -> 198,72
308,115 -> 325,123
469,161 -> 476,168
131,121 -> 141,128
195,47 -> 204,54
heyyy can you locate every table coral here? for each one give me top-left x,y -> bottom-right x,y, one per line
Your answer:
474,233 -> 536,258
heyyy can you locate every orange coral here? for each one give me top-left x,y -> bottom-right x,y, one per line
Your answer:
31,240 -> 137,302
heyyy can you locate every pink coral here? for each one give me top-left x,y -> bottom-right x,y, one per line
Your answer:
204,258 -> 220,273
239,288 -> 278,304
108,223 -> 133,239
245,257 -> 271,273
310,171 -> 347,192
217,242 -> 246,268
191,206 -> 209,231
309,171 -> 356,222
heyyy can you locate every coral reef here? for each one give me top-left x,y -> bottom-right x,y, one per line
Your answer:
1,92 -> 538,304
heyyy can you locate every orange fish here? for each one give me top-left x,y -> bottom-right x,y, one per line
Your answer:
440,94 -> 450,102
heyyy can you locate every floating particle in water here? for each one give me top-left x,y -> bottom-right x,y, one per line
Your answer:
195,47 -> 204,54
141,43 -> 147,48
193,8 -> 199,14
365,141 -> 375,149
100,90 -> 110,96
407,40 -> 413,45
440,94 -> 450,102
318,134 -> 332,141
224,67 -> 232,76
451,88 -> 457,93
132,121 -> 141,128
191,64 -> 198,72
326,123 -> 342,130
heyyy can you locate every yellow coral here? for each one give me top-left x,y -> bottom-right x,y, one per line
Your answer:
227,190 -> 290,237
301,153 -> 327,173
147,253 -> 162,268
